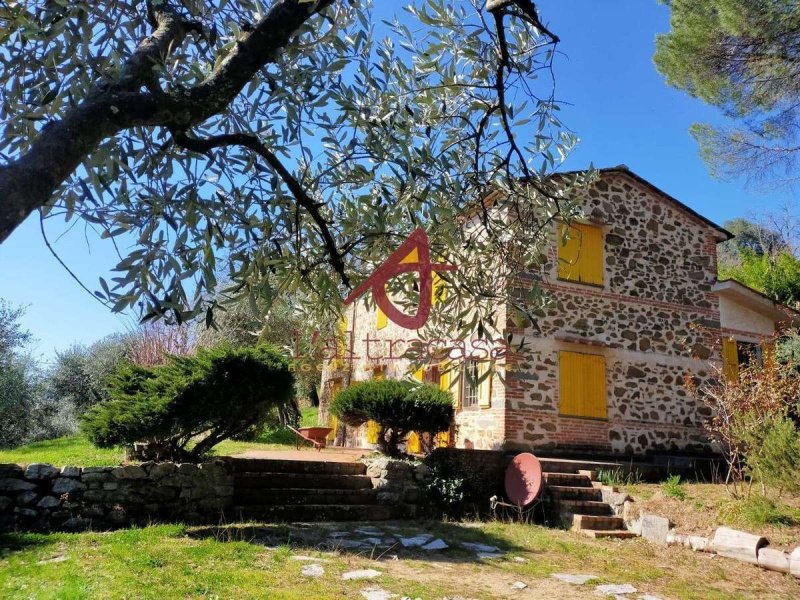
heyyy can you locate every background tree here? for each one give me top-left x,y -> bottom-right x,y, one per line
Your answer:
656,1 -> 800,187
46,334 -> 130,410
0,301 -> 39,447
0,0 -> 582,345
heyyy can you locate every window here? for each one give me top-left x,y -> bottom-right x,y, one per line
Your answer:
461,361 -> 480,408
722,338 -> 776,383
559,351 -> 607,419
557,222 -> 604,286
460,360 -> 491,409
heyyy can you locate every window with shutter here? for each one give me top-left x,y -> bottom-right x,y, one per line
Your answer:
559,351 -> 607,419
557,222 -> 604,286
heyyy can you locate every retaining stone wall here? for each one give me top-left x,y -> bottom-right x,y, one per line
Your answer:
0,461 -> 233,532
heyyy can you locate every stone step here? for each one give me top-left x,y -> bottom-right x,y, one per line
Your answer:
548,486 -> 603,501
234,473 -> 374,490
542,472 -> 594,487
234,487 -> 378,506
572,514 -> 626,531
557,500 -> 614,516
579,529 -> 638,540
227,503 -> 395,522
229,458 -> 366,476
538,458 -> 619,475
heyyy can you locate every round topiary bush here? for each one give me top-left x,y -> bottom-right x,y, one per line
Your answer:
81,344 -> 295,461
330,379 -> 454,456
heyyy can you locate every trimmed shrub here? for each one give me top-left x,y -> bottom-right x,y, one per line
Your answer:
330,379 -> 454,456
81,344 -> 294,461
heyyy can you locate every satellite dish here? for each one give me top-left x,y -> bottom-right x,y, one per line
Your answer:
505,453 -> 543,507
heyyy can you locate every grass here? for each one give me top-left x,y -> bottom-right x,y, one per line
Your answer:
0,407 -> 320,467
719,494 -> 800,528
1,519 -> 798,599
0,436 -> 125,467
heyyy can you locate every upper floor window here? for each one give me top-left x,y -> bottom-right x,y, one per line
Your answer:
557,222 -> 604,286
460,360 -> 491,409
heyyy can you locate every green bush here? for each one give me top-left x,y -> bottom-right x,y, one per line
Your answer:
740,415 -> 800,494
81,344 -> 294,461
661,475 -> 687,500
721,494 -> 800,528
330,379 -> 453,456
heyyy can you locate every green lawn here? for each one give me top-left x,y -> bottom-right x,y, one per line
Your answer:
2,519 -> 798,599
0,407 -> 320,467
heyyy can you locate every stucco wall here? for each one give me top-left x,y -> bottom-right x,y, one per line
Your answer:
718,296 -> 776,338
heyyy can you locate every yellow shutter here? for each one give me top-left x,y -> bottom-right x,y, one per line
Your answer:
366,420 -> 380,444
722,338 -> 740,383
407,431 -> 420,453
558,222 -> 604,286
559,351 -> 607,419
327,380 -> 342,442
478,362 -> 492,408
372,366 -> 385,380
432,272 -> 447,304
335,317 -> 348,370
412,366 -> 424,381
377,307 -> 388,330
437,430 -> 450,448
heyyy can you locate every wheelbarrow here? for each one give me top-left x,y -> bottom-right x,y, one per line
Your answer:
288,426 -> 333,451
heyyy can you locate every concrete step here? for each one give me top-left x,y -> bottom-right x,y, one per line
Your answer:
572,514 -> 626,531
234,473 -> 373,490
227,503 -> 395,522
543,472 -> 594,487
579,529 -> 638,540
548,486 -> 603,501
234,487 -> 378,506
229,458 -> 366,476
557,500 -> 614,516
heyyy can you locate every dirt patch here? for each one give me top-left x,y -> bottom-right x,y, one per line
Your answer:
623,482 -> 800,550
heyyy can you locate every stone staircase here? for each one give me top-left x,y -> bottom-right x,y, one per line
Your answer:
541,459 -> 636,539
228,458 -> 394,522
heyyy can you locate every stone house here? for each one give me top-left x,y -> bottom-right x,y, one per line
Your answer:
319,166 -> 798,457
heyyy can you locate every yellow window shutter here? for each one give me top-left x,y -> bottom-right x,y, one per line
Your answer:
432,272 -> 447,304
377,307 -> 388,330
559,351 -> 607,418
478,362 -> 492,408
412,366 -> 424,381
366,420 -> 380,444
407,431 -> 420,453
558,222 -> 604,285
437,430 -> 450,448
327,415 -> 338,443
722,338 -> 740,383
372,365 -> 385,380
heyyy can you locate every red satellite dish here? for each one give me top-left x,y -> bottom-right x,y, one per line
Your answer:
505,453 -> 543,507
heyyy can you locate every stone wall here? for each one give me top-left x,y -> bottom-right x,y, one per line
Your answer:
0,461 -> 233,532
363,456 -> 431,517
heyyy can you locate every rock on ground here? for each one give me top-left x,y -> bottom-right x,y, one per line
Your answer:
551,573 -> 597,585
342,569 -> 383,581
595,583 -> 637,595
301,564 -> 325,578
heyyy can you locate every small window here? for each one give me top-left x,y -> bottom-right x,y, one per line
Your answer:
558,222 -> 604,286
460,360 -> 491,409
723,338 -> 776,382
461,361 -> 480,408
559,351 -> 607,419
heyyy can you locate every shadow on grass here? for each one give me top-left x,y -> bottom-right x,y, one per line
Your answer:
186,519 -> 526,564
0,531 -> 62,556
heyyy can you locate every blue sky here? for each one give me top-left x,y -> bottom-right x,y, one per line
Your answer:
0,0 -> 792,360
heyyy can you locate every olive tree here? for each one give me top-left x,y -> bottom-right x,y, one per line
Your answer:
0,1 -> 585,342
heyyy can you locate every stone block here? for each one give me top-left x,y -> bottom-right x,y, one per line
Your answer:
36,496 -> 61,509
25,464 -> 60,480
60,466 -> 81,478
177,464 -> 198,475
52,478 -> 86,494
81,468 -> 112,482
0,496 -> 13,511
687,535 -> 710,552
0,464 -> 23,478
102,482 -> 119,491
148,463 -> 177,480
14,507 -> 38,519
112,465 -> 146,480
61,517 -> 89,531
0,478 -> 36,493
16,491 -> 38,506
711,527 -> 767,565
640,514 -> 671,544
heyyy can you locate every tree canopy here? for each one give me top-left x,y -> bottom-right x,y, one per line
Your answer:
655,1 -> 800,186
0,0 -> 584,342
